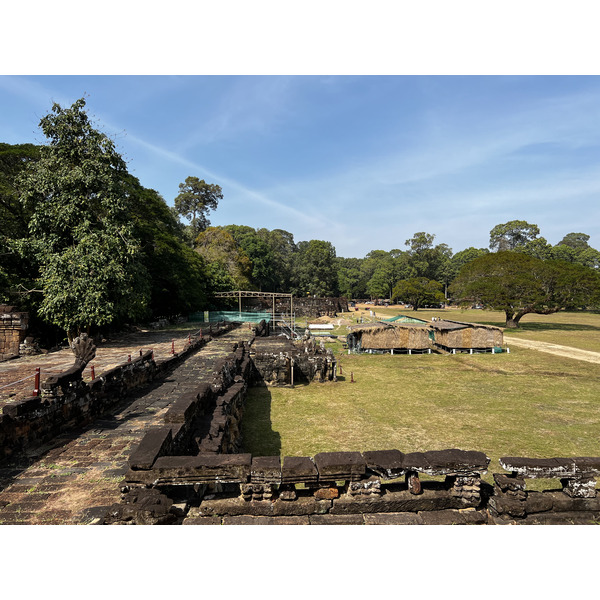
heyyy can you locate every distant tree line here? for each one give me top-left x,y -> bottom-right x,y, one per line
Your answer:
1,99 -> 600,342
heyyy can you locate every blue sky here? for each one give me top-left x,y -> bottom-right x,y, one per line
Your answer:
2,74 -> 600,258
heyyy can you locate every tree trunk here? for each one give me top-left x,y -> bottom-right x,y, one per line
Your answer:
505,310 -> 525,328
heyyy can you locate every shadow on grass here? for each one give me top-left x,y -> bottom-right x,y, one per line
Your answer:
242,382 -> 281,457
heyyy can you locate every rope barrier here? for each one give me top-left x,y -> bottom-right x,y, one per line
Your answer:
0,373 -> 37,391
0,327 -> 211,393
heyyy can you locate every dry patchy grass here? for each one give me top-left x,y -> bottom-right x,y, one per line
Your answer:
243,342 -> 600,480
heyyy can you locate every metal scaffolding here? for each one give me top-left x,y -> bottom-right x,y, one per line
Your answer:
212,290 -> 293,316
211,291 -> 298,338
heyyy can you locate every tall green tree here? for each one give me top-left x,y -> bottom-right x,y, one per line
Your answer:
336,257 -> 366,299
258,228 -> 297,292
489,220 -> 540,251
224,225 -> 277,291
174,176 -> 222,243
405,232 -> 453,292
126,176 -> 209,317
294,239 -> 338,297
391,277 -> 445,310
450,251 -> 600,327
558,232 -> 591,249
195,226 -> 252,290
0,143 -> 41,303
16,98 -> 150,340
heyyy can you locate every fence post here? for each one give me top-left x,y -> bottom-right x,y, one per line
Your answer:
128,354 -> 131,362
91,365 -> 95,380
350,371 -> 355,383
171,340 -> 175,354
33,367 -> 40,397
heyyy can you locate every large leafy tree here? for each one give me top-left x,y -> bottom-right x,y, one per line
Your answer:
126,176 -> 209,317
224,225 -> 277,291
0,143 -> 41,303
450,251 -> 600,327
174,176 -> 222,243
294,239 -> 338,297
489,220 -> 540,251
391,277 -> 445,311
258,228 -> 297,292
16,98 -> 150,340
195,226 -> 252,290
405,232 -> 453,284
337,257 -> 366,299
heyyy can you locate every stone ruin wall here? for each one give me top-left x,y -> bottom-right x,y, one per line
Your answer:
3,314 -> 600,525
105,323 -> 600,525
0,306 -> 29,359
0,321 -> 237,461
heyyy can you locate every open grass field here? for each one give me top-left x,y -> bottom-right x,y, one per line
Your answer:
243,307 -> 600,484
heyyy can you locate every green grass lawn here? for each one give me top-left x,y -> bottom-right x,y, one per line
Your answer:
243,309 -> 600,483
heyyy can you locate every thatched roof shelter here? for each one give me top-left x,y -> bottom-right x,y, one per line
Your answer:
430,320 -> 503,350
347,322 -> 431,352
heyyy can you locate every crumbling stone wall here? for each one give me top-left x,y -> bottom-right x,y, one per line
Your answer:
250,335 -> 337,385
0,306 -> 28,359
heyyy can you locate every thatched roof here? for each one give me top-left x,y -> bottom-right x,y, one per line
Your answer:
430,320 -> 503,332
347,322 -> 430,350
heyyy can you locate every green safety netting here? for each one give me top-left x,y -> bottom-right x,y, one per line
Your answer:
188,311 -> 272,323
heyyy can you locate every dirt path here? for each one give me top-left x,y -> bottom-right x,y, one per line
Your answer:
506,337 -> 600,364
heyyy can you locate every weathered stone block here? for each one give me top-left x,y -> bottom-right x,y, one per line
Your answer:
523,492 -> 553,514
147,453 -> 252,485
406,449 -> 489,476
309,514 -> 365,525
561,476 -> 597,498
314,486 -> 339,500
282,456 -> 318,484
251,456 -> 282,484
499,456 -> 576,478
314,451 -> 366,482
493,472 -> 526,493
331,487 -> 473,514
547,490 -> 600,513
364,512 -> 424,525
128,426 -> 173,470
362,449 -> 405,479
223,515 -> 310,525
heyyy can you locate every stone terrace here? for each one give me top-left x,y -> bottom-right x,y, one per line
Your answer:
0,326 -> 255,524
0,323 -> 206,410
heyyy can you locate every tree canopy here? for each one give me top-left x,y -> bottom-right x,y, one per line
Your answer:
392,277 -> 445,311
16,98 -> 150,340
489,220 -> 540,251
174,176 -> 222,242
450,251 -> 600,327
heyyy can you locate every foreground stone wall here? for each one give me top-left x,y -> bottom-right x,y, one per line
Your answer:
109,441 -> 600,524
107,346 -> 600,525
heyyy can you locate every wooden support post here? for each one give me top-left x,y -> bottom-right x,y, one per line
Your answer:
91,365 -> 95,380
